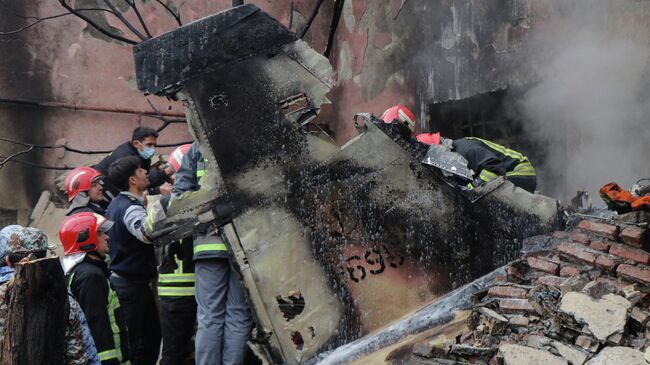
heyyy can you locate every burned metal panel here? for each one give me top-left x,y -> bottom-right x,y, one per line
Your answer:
134,4 -> 298,96
135,6 -> 561,364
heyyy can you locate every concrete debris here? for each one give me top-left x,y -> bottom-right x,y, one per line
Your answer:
406,214 -> 650,365
551,341 -> 589,365
584,346 -> 645,365
499,344 -> 568,365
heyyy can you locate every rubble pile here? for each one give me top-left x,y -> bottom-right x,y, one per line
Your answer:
412,212 -> 650,364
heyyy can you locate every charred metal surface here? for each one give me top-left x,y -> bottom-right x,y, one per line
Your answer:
135,6 -> 560,364
134,4 -> 298,96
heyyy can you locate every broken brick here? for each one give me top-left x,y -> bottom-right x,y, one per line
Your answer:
553,230 -> 570,239
594,254 -> 621,272
488,285 -> 528,299
527,256 -> 560,275
536,275 -> 566,287
578,220 -> 619,240
498,298 -> 535,314
560,265 -> 581,277
506,265 -> 526,282
570,232 -> 591,245
595,276 -> 632,293
620,226 -> 646,247
558,242 -> 597,265
634,307 -> 650,326
609,243 -> 650,265
589,240 -> 610,252
560,275 -> 589,294
617,264 -> 650,286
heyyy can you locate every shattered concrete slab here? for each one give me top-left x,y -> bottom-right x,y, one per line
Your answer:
584,346 -> 645,365
499,344 -> 568,365
559,292 -> 631,341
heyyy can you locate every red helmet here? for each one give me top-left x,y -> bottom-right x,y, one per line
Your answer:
416,132 -> 441,145
59,212 -> 113,256
64,167 -> 103,202
380,105 -> 417,135
168,144 -> 192,173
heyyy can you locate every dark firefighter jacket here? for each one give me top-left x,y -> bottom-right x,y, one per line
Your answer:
452,137 -> 536,184
94,141 -> 168,200
157,237 -> 196,298
67,255 -> 129,365
66,194 -> 106,216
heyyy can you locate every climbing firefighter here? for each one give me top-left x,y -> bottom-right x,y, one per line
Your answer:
380,105 -> 537,194
65,166 -> 107,216
60,212 -> 130,365
95,126 -> 173,203
380,104 -> 418,137
171,142 -> 251,365
157,143 -> 196,365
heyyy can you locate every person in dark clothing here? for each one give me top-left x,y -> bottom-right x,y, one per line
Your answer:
106,156 -> 161,365
95,126 -> 171,202
60,212 -> 130,365
417,132 -> 537,193
172,142 -> 251,365
64,166 -> 107,216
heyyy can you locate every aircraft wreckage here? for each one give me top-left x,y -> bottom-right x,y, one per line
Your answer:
134,5 -> 561,364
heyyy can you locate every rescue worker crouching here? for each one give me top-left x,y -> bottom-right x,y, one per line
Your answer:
157,143 -> 196,365
171,142 -> 252,365
60,212 -> 130,365
379,105 -> 537,194
65,166 -> 107,216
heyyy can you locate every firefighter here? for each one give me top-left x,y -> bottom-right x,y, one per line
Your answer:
95,126 -> 172,202
171,142 -> 251,365
380,104 -> 417,136
417,132 -> 537,193
380,105 -> 537,193
60,212 -> 130,365
106,156 -> 161,365
157,143 -> 196,365
65,166 -> 107,216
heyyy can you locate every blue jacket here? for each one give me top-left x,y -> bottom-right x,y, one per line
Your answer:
106,192 -> 157,280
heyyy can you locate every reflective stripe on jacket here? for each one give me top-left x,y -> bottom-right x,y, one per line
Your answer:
158,239 -> 196,297
454,137 -> 536,185
67,258 -> 130,365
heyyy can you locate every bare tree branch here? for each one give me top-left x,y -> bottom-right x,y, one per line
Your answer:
0,146 -> 34,170
124,0 -> 152,38
0,8 -> 116,36
153,0 -> 182,26
300,0 -> 325,39
145,98 -> 186,132
58,0 -> 139,45
103,0 -> 148,40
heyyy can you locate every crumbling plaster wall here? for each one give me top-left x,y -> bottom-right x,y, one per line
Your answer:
325,0 -> 539,143
4,0 -> 650,223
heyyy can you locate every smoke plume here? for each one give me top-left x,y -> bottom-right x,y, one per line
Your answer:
518,3 -> 650,203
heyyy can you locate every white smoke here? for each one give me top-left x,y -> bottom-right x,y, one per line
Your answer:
518,10 -> 650,203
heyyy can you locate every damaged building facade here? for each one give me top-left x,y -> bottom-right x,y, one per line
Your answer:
2,0 -> 650,363
4,0 -> 650,224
